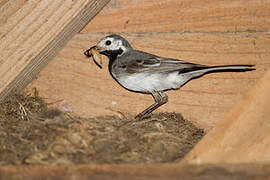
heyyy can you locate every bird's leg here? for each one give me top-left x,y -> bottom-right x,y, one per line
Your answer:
135,91 -> 168,119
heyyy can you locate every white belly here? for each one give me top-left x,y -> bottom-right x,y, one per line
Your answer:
115,72 -> 187,93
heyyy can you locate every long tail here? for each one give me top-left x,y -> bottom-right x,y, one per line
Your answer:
188,64 -> 255,76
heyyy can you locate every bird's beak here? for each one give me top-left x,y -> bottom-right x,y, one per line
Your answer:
84,45 -> 107,57
84,45 -> 103,69
84,46 -> 96,57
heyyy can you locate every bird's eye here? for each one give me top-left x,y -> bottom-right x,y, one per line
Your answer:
105,40 -> 111,46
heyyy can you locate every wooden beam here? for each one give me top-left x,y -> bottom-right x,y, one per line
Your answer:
0,163 -> 270,179
0,0 -> 110,102
82,0 -> 270,33
183,69 -> 270,163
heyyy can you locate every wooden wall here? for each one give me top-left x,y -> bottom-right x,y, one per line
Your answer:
27,0 -> 270,130
83,0 -> 270,33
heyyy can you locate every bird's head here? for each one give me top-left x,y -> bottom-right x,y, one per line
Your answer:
84,34 -> 132,59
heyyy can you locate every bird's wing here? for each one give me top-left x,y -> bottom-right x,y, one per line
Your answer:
125,56 -> 207,74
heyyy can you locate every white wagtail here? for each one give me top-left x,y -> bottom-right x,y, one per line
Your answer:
84,34 -> 255,119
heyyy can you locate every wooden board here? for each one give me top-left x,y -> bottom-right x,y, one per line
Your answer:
27,32 -> 269,130
0,163 -> 270,180
82,0 -> 270,33
0,0 -> 109,102
79,0 -> 270,130
183,69 -> 270,163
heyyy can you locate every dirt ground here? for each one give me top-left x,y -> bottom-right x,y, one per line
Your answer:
0,90 -> 204,165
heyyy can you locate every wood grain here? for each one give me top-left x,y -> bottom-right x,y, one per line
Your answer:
184,69 -> 270,163
0,163 -> 270,180
27,32 -> 269,130
83,0 -> 270,33
0,0 -> 109,102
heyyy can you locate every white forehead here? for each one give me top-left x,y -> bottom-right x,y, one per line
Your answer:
100,37 -> 120,45
99,37 -> 114,44
98,36 -> 127,53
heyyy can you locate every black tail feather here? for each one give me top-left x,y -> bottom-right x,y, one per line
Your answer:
179,64 -> 255,74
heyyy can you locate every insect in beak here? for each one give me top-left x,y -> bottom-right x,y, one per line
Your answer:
84,46 -> 103,69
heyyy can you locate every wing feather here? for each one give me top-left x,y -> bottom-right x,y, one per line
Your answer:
125,57 -> 206,74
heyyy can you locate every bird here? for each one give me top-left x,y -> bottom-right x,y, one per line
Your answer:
84,34 -> 255,119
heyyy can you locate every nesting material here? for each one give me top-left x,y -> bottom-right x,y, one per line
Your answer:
0,91 -> 204,165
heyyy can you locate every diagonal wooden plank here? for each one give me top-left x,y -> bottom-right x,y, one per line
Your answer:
0,0 -> 110,102
183,69 -> 270,164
